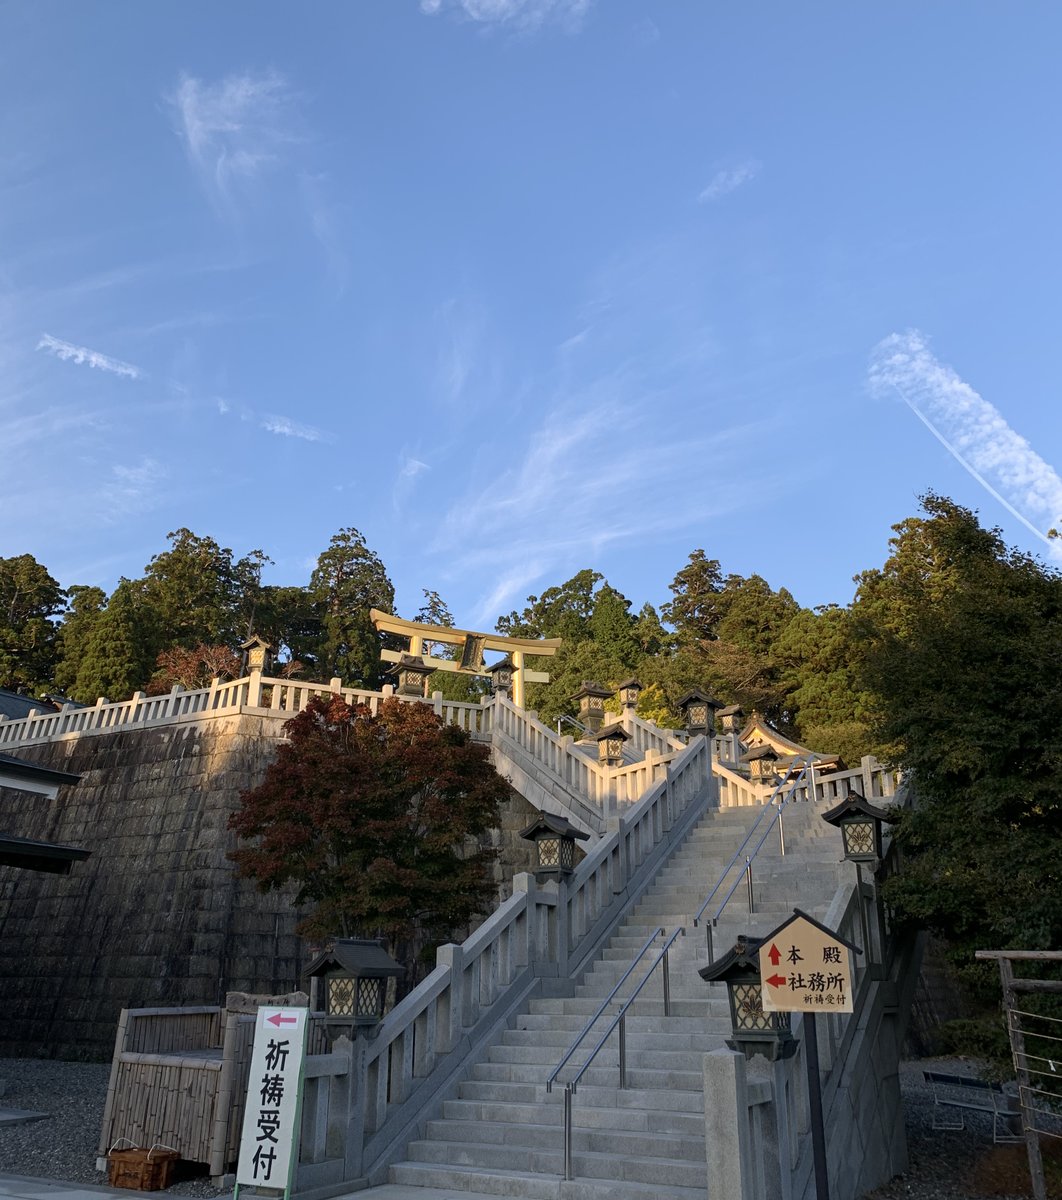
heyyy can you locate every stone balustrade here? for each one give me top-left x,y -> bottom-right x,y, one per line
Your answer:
292,731 -> 713,1189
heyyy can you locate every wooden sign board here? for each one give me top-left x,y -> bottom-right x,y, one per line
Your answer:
759,911 -> 859,1015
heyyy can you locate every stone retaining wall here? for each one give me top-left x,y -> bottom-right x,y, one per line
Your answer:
0,714 -> 539,1059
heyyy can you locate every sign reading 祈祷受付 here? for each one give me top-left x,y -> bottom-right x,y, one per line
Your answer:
760,911 -> 857,1014
235,1007 -> 308,1195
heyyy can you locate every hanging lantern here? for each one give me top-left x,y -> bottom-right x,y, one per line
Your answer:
240,633 -> 274,675
305,938 -> 404,1035
617,678 -> 643,711
742,743 -> 781,782
488,657 -> 515,697
594,721 -> 630,768
569,682 -> 614,734
699,935 -> 795,1062
716,704 -> 744,734
385,654 -> 434,698
519,812 -> 590,881
821,790 -> 890,863
677,689 -> 723,739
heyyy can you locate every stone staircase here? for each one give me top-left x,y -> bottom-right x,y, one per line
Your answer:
388,801 -> 847,1198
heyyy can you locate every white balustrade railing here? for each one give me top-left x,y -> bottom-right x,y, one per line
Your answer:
0,672 -> 495,749
715,755 -> 900,809
618,710 -> 686,757
323,731 -> 713,1187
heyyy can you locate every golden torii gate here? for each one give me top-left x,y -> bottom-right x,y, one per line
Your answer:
369,609 -> 561,709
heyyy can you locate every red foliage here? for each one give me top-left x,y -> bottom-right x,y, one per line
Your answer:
228,695 -> 508,983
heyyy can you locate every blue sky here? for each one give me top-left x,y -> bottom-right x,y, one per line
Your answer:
4,1 -> 1062,628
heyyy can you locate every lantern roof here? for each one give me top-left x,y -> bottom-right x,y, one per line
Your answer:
618,677 -> 643,691
716,704 -> 743,718
741,744 -> 780,763
487,656 -> 513,674
240,632 -> 273,652
677,689 -> 724,709
570,681 -> 613,702
304,937 -> 404,980
698,935 -> 765,985
820,790 -> 893,828
518,812 -> 591,843
593,721 -> 630,744
385,653 -> 433,676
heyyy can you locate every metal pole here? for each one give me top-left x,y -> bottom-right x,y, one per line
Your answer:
999,957 -> 1046,1200
778,807 -> 786,856
563,1084 -> 573,1181
706,921 -> 714,962
803,1013 -> 830,1200
745,856 -> 755,913
663,947 -> 671,1016
619,1013 -> 627,1088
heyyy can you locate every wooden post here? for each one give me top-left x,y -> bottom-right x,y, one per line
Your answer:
511,649 -> 525,709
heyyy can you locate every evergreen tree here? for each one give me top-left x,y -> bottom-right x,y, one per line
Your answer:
70,579 -> 159,702
661,550 -> 724,644
142,528 -> 243,648
856,494 -> 1062,978
308,527 -> 395,686
53,585 -> 107,696
0,554 -> 65,692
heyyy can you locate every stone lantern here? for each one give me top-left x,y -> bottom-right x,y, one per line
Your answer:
385,654 -> 434,698
677,689 -> 723,739
617,678 -> 643,711
716,704 -> 744,735
240,633 -> 274,675
594,721 -> 629,768
699,935 -> 795,1062
821,790 -> 890,864
519,812 -> 590,881
305,938 -> 404,1036
488,657 -> 515,697
569,682 -> 613,734
743,744 -> 781,783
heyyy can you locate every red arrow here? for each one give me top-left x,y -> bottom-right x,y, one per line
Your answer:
267,1012 -> 298,1027
767,943 -> 781,966
765,974 -> 788,988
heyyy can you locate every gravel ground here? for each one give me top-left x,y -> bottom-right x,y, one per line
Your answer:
0,1055 -> 1053,1197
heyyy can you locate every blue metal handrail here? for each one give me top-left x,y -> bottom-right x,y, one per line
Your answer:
549,926 -> 685,1181
694,759 -> 812,960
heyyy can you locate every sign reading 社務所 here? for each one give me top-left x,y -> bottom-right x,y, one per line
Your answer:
235,1006 -> 309,1198
759,911 -> 857,1014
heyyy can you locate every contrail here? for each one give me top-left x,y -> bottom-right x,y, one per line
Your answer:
869,330 -> 1062,550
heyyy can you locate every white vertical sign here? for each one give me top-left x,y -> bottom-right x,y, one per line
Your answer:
236,1007 -> 309,1194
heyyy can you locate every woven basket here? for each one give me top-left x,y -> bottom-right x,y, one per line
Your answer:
107,1141 -> 179,1191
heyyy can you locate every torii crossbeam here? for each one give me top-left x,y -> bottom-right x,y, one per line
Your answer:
369,609 -> 561,709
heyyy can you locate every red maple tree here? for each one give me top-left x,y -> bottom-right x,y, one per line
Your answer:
228,694 -> 508,983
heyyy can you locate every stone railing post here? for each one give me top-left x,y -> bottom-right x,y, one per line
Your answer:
861,755 -> 875,798
432,690 -> 444,717
434,943 -> 466,1051
329,676 -> 343,694
342,1035 -> 369,1180
704,1048 -> 756,1200
245,669 -> 262,708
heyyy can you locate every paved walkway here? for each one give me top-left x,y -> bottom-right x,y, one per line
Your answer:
0,1177 -> 503,1200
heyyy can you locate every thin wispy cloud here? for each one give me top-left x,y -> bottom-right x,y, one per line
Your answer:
869,330 -> 1062,552
101,457 -> 167,511
260,414 -> 325,442
433,395 -> 757,622
37,333 -> 142,380
393,452 -> 430,512
168,70 -> 300,210
698,160 -> 759,203
419,0 -> 592,33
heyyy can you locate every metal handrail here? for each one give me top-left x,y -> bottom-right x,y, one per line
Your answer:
694,760 -> 813,960
556,713 -> 589,736
550,926 -> 686,1181
545,927 -> 663,1094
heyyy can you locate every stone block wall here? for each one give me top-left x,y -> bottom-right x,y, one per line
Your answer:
0,715 -> 544,1059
